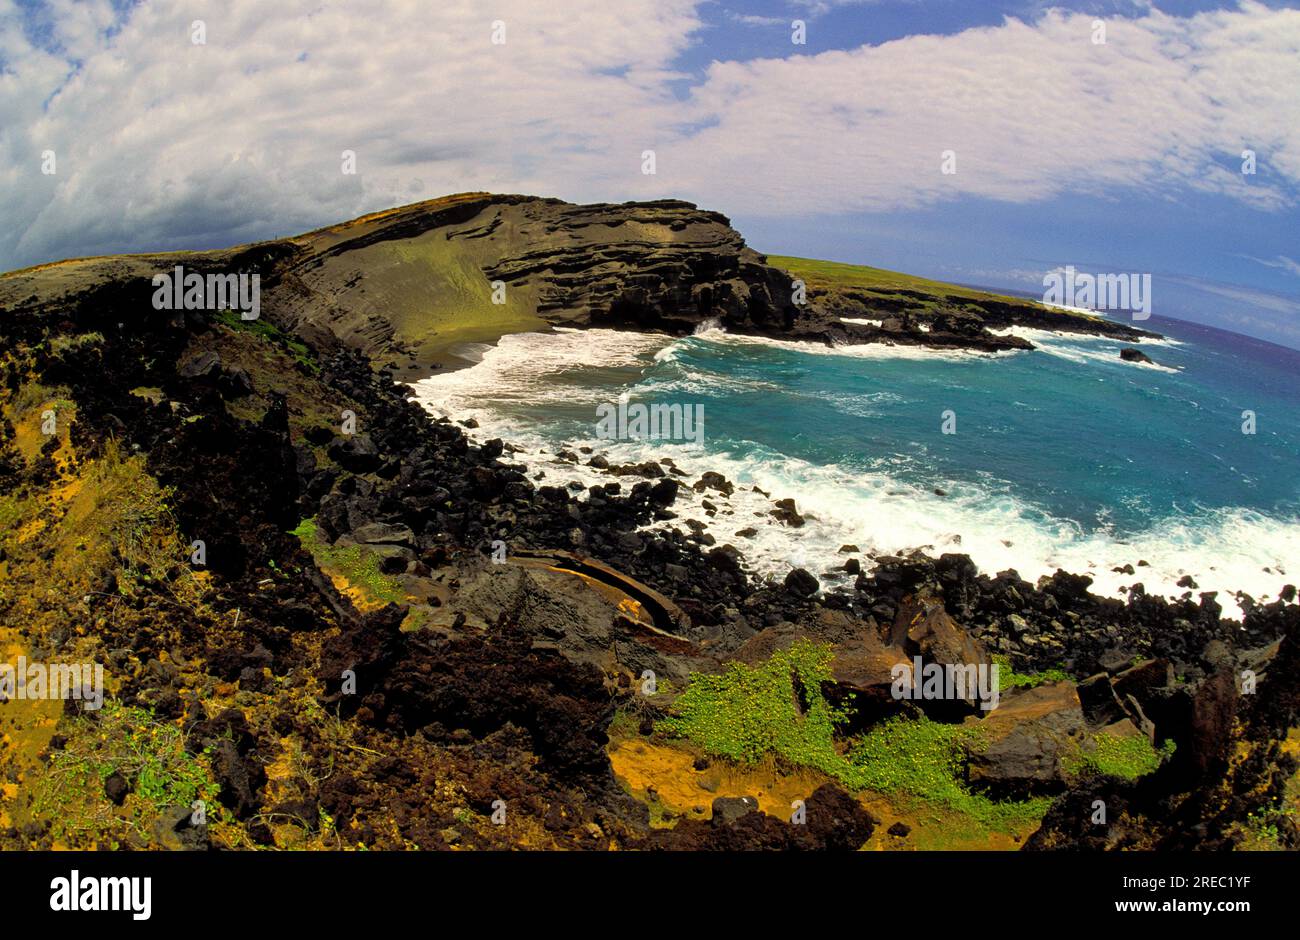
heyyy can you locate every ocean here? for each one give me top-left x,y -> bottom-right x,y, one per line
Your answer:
410,314 -> 1300,618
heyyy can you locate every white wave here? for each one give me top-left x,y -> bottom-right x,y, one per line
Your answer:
697,330 -> 1011,363
1042,301 -> 1109,317
411,328 -> 667,418
995,323 -> 1183,348
1131,357 -> 1182,374
992,326 -> 1182,372
811,390 -> 906,419
408,328 -> 1291,619
410,389 -> 1296,619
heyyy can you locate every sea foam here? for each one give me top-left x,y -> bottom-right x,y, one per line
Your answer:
411,329 -> 1296,618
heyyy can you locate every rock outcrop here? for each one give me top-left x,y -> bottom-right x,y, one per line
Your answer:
1,193 -> 1290,855
2,192 -> 1161,372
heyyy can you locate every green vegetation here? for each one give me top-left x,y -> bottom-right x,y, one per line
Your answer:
8,380 -> 74,422
658,639 -> 851,772
214,309 -> 318,373
1070,732 -> 1175,781
48,331 -> 104,355
992,654 -> 1073,692
769,255 -> 1001,302
33,701 -> 222,845
289,517 -> 405,606
0,493 -> 24,530
77,441 -> 207,609
767,254 -> 1104,329
659,640 -> 1048,832
767,255 -> 1044,310
848,717 -> 1050,830
1240,800 -> 1297,850
346,234 -> 547,365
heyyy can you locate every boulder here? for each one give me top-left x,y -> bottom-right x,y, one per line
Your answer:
891,595 -> 989,673
693,472 -> 734,497
328,434 -> 382,472
1076,672 -> 1128,727
770,498 -> 805,527
711,795 -> 759,825
351,522 -> 416,547
966,681 -> 1086,794
179,350 -> 222,379
648,478 -> 679,508
784,568 -> 819,597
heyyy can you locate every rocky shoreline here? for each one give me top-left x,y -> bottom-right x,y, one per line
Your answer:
1,195 -> 1295,851
331,347 -> 1300,848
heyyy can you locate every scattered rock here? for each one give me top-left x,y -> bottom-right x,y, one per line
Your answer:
784,568 -> 820,597
104,772 -> 129,806
770,498 -> 805,527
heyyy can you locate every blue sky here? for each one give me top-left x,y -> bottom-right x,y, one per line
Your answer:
673,0 -> 1300,346
2,0 -> 1299,347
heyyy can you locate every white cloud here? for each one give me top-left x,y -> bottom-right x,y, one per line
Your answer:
663,3 -> 1300,216
1246,254 -> 1300,277
1,0 -> 1297,269
1179,278 -> 1300,317
727,12 -> 788,28
0,0 -> 703,268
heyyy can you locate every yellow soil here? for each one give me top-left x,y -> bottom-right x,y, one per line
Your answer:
608,737 -> 1027,850
326,572 -> 388,613
0,636 -> 66,833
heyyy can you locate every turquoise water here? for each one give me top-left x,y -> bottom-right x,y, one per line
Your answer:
413,315 -> 1300,614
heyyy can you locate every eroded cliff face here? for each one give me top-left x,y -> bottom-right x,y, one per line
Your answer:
476,198 -> 799,333
3,191 -> 1156,372
270,193 -> 811,364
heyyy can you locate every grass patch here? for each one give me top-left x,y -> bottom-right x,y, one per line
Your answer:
1069,732 -> 1175,781
767,255 -> 1037,308
69,440 -> 207,610
32,701 -> 223,847
289,517 -> 405,607
214,309 -> 318,374
847,717 -> 1050,830
659,640 -> 1049,833
992,654 -> 1073,692
657,639 -> 851,774
8,381 -> 73,419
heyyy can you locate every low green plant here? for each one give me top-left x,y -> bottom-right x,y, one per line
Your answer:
657,639 -> 851,776
9,381 -> 72,417
992,654 -> 1072,692
1242,801 -> 1295,849
1070,732 -> 1175,781
660,641 -> 1049,832
290,517 -> 405,605
33,701 -> 221,843
214,309 -> 318,373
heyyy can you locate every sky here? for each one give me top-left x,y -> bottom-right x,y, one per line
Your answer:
2,0 -> 1299,347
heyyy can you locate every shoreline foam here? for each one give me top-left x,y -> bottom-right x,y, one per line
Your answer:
409,329 -> 1298,619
